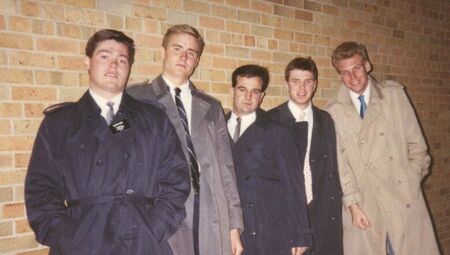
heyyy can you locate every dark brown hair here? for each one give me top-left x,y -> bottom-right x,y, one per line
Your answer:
85,29 -> 135,65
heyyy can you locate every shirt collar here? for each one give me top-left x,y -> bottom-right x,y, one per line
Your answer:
288,100 -> 313,122
349,80 -> 371,105
162,75 -> 190,94
88,89 -> 122,115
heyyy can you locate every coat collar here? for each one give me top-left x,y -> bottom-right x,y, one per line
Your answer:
153,75 -> 211,133
335,76 -> 384,125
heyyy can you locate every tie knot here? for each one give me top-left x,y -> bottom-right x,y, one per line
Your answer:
358,94 -> 365,103
236,117 -> 241,123
175,88 -> 181,96
106,101 -> 114,110
299,111 -> 306,121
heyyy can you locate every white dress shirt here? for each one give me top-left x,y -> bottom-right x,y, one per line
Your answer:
349,81 -> 371,114
89,89 -> 122,121
227,111 -> 257,140
288,100 -> 314,204
163,75 -> 193,132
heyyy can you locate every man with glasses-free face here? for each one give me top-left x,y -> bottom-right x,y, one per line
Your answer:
25,29 -> 190,255
128,24 -> 243,255
269,57 -> 343,255
325,41 -> 440,255
227,64 -> 311,255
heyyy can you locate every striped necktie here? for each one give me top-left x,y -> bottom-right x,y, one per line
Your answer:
175,88 -> 200,193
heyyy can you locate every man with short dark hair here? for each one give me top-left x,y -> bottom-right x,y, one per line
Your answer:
269,57 -> 343,255
128,24 -> 244,255
227,64 -> 311,255
326,41 -> 440,254
25,29 -> 190,255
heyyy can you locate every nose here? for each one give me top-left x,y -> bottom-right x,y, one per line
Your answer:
109,58 -> 118,68
244,91 -> 252,99
180,50 -> 188,60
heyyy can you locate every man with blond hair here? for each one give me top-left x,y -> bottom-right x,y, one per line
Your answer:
128,24 -> 243,255
325,41 -> 440,255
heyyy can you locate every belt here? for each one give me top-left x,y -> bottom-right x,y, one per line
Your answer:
65,193 -> 154,208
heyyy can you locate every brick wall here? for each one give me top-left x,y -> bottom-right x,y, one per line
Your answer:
0,0 -> 449,254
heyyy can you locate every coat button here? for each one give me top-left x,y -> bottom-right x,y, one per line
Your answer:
331,216 -> 336,221
323,154 -> 328,158
126,189 -> 134,195
249,232 -> 256,236
80,144 -> 86,150
244,176 -> 250,181
330,196 -> 335,200
123,153 -> 130,160
96,160 -> 103,166
248,202 -> 255,207
329,174 -> 334,178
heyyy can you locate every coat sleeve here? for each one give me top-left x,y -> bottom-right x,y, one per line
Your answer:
274,125 -> 312,248
325,104 -> 363,208
396,86 -> 431,179
25,118 -> 73,248
214,104 -> 244,231
137,114 -> 191,242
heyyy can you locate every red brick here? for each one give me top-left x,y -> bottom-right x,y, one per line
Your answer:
21,1 -> 41,17
36,38 -> 79,54
12,87 -> 57,101
2,203 -> 25,218
0,33 -> 33,50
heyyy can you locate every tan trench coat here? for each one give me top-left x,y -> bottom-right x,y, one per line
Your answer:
325,77 -> 440,255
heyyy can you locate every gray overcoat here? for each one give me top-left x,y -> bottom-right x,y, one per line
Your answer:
128,76 -> 244,255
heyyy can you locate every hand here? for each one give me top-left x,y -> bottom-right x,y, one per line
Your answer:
230,228 -> 243,255
349,204 -> 370,229
291,246 -> 308,255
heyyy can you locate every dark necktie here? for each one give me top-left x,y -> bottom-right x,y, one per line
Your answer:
105,101 -> 114,125
233,117 -> 241,142
358,95 -> 367,119
175,88 -> 200,193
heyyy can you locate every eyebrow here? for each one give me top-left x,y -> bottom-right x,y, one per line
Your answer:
95,49 -> 129,60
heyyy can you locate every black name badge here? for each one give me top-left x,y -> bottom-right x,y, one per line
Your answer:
109,119 -> 130,134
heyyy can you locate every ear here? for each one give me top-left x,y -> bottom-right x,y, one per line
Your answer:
230,87 -> 235,98
160,47 -> 166,61
364,61 -> 372,73
259,92 -> 266,104
84,56 -> 90,70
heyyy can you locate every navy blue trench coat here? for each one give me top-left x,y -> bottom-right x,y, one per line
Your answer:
228,110 -> 312,255
25,92 -> 190,255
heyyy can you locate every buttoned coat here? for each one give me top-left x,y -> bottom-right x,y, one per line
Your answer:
268,103 -> 343,255
25,92 -> 190,255
127,76 -> 244,255
325,77 -> 440,255
227,109 -> 312,255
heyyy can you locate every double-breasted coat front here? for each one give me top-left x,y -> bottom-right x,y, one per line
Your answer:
325,78 -> 440,255
128,76 -> 244,255
25,92 -> 191,255
269,103 -> 343,255
228,110 -> 311,255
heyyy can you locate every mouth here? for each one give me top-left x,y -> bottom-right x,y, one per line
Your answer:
105,72 -> 118,79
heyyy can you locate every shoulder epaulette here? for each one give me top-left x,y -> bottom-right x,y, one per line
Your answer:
380,80 -> 404,89
43,102 -> 75,115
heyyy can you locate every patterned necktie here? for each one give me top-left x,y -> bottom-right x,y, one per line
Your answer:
175,88 -> 200,193
105,101 -> 114,125
233,117 -> 241,143
358,95 -> 367,119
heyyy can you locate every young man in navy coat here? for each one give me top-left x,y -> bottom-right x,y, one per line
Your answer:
25,29 -> 190,255
268,57 -> 343,255
227,64 -> 312,255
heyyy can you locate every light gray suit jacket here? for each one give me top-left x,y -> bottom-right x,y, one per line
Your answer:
128,75 -> 243,255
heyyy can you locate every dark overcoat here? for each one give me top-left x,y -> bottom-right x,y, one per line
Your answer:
127,76 -> 243,255
268,103 -> 343,255
25,92 -> 190,255
227,110 -> 312,255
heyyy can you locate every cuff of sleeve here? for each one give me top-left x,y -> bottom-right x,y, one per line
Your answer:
342,192 -> 363,208
228,209 -> 244,232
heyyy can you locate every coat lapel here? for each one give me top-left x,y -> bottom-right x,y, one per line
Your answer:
190,83 -> 211,134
